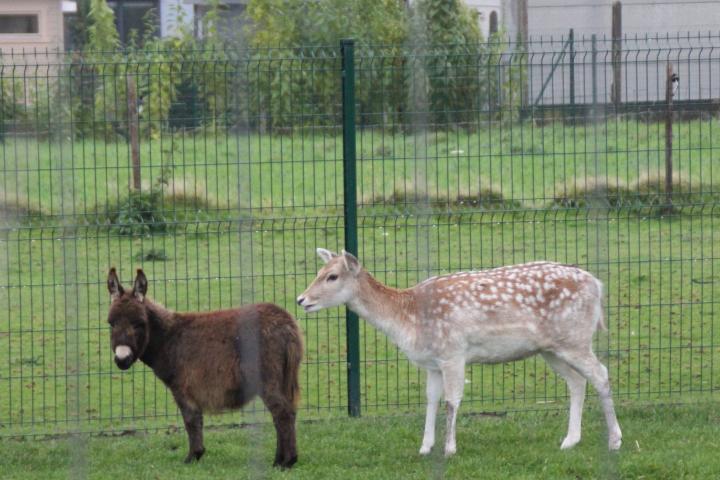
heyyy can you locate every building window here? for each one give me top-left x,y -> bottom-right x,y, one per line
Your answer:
107,0 -> 159,44
489,11 -> 498,35
0,14 -> 39,34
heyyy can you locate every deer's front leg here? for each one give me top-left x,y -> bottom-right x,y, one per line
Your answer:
419,369 -> 443,455
441,359 -> 465,457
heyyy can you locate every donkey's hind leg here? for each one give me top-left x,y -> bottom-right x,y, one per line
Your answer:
262,390 -> 298,469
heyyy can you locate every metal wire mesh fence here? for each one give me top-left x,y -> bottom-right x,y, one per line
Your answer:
1,32 -> 718,437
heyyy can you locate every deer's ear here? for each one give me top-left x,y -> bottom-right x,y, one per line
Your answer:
341,250 -> 361,275
132,269 -> 148,302
316,248 -> 337,264
107,268 -> 124,299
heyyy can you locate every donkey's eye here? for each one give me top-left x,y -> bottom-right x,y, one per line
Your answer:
327,274 -> 338,282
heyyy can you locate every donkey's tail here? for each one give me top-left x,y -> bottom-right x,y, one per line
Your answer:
284,328 -> 303,410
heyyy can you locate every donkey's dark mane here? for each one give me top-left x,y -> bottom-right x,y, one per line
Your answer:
144,300 -> 175,329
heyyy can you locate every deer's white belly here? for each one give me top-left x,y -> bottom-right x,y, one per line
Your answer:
464,336 -> 539,364
404,347 -> 441,369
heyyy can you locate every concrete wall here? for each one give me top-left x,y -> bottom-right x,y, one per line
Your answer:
493,1 -> 720,105
524,35 -> 719,105
527,0 -> 720,38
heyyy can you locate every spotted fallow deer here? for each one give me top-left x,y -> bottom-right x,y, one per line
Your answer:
297,249 -> 621,456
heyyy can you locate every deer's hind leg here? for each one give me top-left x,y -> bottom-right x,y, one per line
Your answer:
555,349 -> 622,451
542,351 -> 587,449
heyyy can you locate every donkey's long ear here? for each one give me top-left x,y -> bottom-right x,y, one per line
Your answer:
316,248 -> 337,264
341,250 -> 361,275
132,269 -> 148,302
107,268 -> 124,299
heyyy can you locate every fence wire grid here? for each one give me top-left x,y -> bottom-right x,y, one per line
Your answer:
1,32 -> 719,437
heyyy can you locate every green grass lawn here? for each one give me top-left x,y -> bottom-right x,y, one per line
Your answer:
1,119 -> 719,465
2,402 -> 719,479
1,211 -> 718,436
2,120 -> 718,218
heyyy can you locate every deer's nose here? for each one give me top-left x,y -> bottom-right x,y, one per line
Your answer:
297,296 -> 305,306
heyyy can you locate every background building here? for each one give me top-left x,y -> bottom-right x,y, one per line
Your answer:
0,0 -> 68,53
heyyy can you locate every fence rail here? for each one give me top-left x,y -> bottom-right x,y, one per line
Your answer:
1,33 -> 719,437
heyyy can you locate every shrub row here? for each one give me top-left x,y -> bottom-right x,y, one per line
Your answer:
2,171 -> 715,233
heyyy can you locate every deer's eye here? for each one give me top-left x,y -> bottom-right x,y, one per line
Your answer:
327,274 -> 338,282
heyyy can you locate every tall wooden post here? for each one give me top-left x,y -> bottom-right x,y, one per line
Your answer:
664,63 -> 675,214
517,0 -> 528,44
611,2 -> 622,110
517,0 -> 529,107
127,75 -> 141,191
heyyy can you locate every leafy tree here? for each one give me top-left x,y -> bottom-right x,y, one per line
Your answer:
84,0 -> 125,138
414,0 -> 481,45
65,0 -> 92,51
245,0 -> 409,129
87,0 -> 121,52
410,0 -> 485,125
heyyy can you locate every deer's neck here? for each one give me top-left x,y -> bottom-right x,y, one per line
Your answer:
347,271 -> 418,348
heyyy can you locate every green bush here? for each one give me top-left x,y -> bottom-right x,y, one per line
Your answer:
551,171 -> 718,213
0,75 -> 25,140
135,248 -> 170,262
112,189 -> 168,235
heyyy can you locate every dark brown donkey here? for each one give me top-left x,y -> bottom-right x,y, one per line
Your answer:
106,268 -> 303,468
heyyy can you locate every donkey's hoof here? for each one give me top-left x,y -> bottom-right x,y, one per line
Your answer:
419,444 -> 433,455
184,447 -> 205,463
274,455 -> 298,470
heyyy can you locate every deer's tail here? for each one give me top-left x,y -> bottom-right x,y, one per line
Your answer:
594,278 -> 608,332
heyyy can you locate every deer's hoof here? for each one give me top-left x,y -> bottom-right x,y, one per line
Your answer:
560,435 -> 581,450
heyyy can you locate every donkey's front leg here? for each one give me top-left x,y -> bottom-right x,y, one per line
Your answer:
441,359 -> 465,457
419,369 -> 443,455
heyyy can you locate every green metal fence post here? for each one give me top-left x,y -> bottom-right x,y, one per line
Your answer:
341,39 -> 361,417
